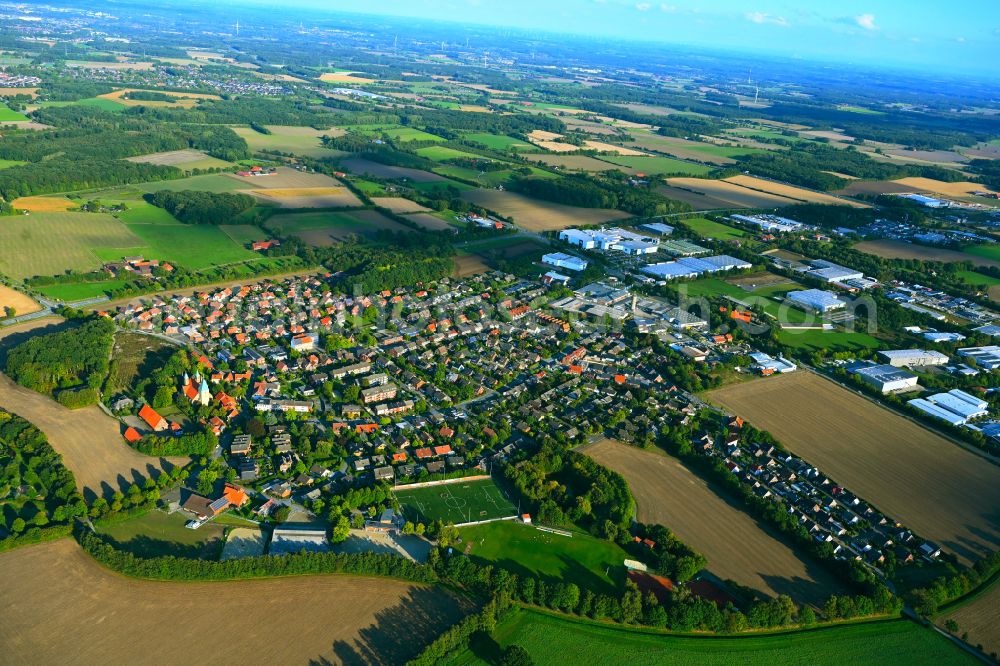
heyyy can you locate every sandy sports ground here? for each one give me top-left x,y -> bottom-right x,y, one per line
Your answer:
941,583 -> 1000,658
245,186 -> 363,209
0,285 -> 42,316
854,239 -> 1000,269
585,439 -> 843,606
461,189 -> 631,231
221,527 -> 267,559
705,372 -> 1000,565
723,175 -> 869,208
0,539 -> 471,665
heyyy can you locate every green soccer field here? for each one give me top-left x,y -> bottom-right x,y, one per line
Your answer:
395,477 -> 518,525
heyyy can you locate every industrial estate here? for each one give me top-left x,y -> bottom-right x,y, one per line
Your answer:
0,1 -> 998,664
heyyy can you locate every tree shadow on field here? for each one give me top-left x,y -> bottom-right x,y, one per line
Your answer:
0,319 -> 80,364
310,587 -> 476,665
759,571 -> 842,609
97,533 -> 220,560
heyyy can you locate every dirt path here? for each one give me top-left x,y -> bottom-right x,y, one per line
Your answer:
0,539 -> 471,665
586,439 -> 844,606
0,373 -> 187,500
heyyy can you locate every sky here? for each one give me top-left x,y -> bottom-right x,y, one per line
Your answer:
263,0 -> 1000,76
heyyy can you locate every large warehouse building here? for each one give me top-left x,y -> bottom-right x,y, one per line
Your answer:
852,364 -> 919,393
908,389 -> 988,425
786,289 -> 847,313
878,349 -> 950,368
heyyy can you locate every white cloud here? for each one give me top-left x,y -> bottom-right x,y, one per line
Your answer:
855,13 -> 877,30
635,3 -> 652,11
745,11 -> 788,27
659,3 -> 677,11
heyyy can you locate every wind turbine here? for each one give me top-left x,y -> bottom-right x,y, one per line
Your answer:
235,20 -> 240,37
754,86 -> 759,104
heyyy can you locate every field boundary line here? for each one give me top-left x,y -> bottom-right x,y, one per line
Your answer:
454,515 -> 518,528
393,474 -> 490,491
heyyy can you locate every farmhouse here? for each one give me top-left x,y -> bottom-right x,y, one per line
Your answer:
852,364 -> 919,394
786,289 -> 846,313
138,404 -> 168,432
878,349 -> 949,368
542,252 -> 588,272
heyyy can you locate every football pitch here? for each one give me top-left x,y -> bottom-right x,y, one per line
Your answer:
395,477 -> 518,526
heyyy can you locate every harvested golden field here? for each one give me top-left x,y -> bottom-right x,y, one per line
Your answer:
585,439 -> 843,606
855,239 -> 1000,268
0,86 -> 37,97
532,139 -> 579,152
723,175 -> 869,208
125,149 -> 230,170
319,71 -> 376,84
0,539 -> 471,665
461,189 -> 631,231
0,369 -> 186,501
246,186 -> 363,209
582,140 -> 646,155
453,254 -> 491,278
10,195 -> 76,212
705,372 -> 1000,565
666,178 -> 798,208
891,178 -> 999,197
941,583 -> 1000,657
228,167 -> 341,190
97,88 -> 220,108
0,285 -> 42,316
373,197 -> 431,214
655,184 -> 735,209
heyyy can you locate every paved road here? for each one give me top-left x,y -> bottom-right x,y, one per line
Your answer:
1,294 -> 109,327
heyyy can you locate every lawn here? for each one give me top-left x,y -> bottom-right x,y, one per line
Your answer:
464,133 -> 533,151
349,179 -> 388,196
460,521 -> 628,595
776,329 -> 881,352
682,217 -> 747,241
98,509 -> 225,559
77,97 -> 127,112
956,269 -> 1000,287
447,610 -> 975,665
395,477 -> 517,525
0,103 -> 29,121
600,155 -> 713,176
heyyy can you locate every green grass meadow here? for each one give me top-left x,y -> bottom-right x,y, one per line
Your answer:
446,610 -> 974,665
682,217 -> 747,241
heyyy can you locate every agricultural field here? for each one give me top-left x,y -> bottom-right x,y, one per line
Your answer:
401,212 -> 454,231
244,186 -> 363,209
228,167 -> 341,190
415,145 -> 483,162
0,102 -> 28,121
890,178 -> 998,198
372,197 -> 431,214
447,609 -> 974,665
529,154 -> 619,172
138,173 -> 249,194
116,207 -> 261,270
461,190 -> 631,231
705,372 -> 1000,566
341,157 -> 447,182
581,140 -> 646,156
96,88 -> 221,108
125,149 -> 231,171
220,224 -> 270,246
835,180 -> 924,197
452,253 -> 492,278
681,217 -> 747,241
624,132 -> 756,164
0,212 -> 144,280
11,195 -> 77,212
264,209 -> 412,245
0,369 -> 186,501
600,155 -> 712,176
395,477 -> 517,525
853,240 -> 1000,269
319,70 -> 376,84
774,329 -> 881,352
666,178 -> 799,208
655,184 -> 736,209
231,125 -> 345,159
34,280 -> 129,302
464,133 -> 533,151
460,520 -> 628,595
585,439 -> 843,606
722,176 -> 868,207
940,580 -> 1000,658
0,285 -> 42,316
378,127 -> 445,143
0,539 -> 472,665
98,509 -> 226,559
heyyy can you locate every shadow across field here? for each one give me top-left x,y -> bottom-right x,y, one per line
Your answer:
313,587 -> 477,665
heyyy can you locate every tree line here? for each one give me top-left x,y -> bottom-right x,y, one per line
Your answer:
145,190 -> 257,225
